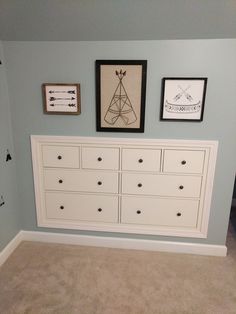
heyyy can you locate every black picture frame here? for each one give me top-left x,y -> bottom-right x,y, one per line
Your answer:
96,60 -> 147,132
160,77 -> 207,122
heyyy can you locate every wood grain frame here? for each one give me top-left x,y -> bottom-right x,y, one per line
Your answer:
42,83 -> 81,115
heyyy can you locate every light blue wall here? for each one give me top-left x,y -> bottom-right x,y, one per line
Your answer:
1,0 -> 236,41
0,42 -> 21,251
3,40 -> 236,245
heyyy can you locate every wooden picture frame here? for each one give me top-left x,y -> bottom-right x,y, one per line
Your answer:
96,60 -> 147,132
42,83 -> 81,115
160,77 -> 207,121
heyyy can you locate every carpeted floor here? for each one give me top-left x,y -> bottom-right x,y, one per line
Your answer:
0,228 -> 236,314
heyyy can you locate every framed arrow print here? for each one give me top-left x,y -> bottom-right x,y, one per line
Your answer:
160,77 -> 207,121
42,83 -> 81,115
96,60 -> 147,132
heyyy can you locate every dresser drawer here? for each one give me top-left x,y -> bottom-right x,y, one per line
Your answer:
122,148 -> 161,172
42,145 -> 80,168
121,196 -> 199,227
163,150 -> 205,174
82,147 -> 119,170
44,169 -> 118,193
122,173 -> 202,197
45,192 -> 118,223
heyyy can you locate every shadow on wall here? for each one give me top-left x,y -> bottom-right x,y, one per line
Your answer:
230,176 -> 236,231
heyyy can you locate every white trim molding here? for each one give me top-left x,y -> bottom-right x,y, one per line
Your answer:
0,231 -> 24,267
0,230 -> 227,267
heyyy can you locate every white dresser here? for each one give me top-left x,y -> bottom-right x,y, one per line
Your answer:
31,136 -> 218,238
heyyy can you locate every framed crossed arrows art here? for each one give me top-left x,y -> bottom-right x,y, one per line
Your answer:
160,77 -> 207,121
96,60 -> 147,132
42,83 -> 81,115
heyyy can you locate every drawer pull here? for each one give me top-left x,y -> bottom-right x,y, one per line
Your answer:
97,157 -> 102,162
137,183 -> 142,188
138,158 -> 143,163
97,181 -> 102,186
181,160 -> 186,165
57,155 -> 62,160
60,206 -> 64,210
179,185 -> 184,190
177,212 -> 182,217
136,210 -> 142,214
58,179 -> 63,184
97,208 -> 102,212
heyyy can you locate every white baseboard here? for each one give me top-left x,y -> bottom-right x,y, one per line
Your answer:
0,231 -> 24,267
0,230 -> 227,267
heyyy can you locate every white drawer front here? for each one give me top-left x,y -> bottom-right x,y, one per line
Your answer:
44,169 -> 118,193
163,150 -> 205,174
122,173 -> 202,197
45,192 -> 118,223
42,145 -> 80,168
122,148 -> 161,172
82,147 -> 119,170
121,196 -> 199,227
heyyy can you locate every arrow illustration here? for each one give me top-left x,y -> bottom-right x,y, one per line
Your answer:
49,90 -> 75,94
178,86 -> 193,101
49,97 -> 75,101
173,86 -> 194,102
173,86 -> 190,102
50,103 -> 76,107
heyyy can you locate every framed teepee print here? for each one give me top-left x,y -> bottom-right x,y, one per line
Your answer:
96,60 -> 147,132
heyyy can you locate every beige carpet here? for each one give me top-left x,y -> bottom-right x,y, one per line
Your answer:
0,229 -> 236,314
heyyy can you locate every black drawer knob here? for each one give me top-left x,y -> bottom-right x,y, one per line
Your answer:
97,157 -> 102,162
57,155 -> 62,160
138,158 -> 143,163
179,185 -> 184,190
98,208 -> 102,212
137,210 -> 142,214
60,206 -> 64,210
97,181 -> 102,186
181,160 -> 186,165
137,183 -> 142,188
177,212 -> 182,217
58,179 -> 63,184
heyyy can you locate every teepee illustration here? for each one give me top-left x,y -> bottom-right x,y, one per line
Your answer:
104,70 -> 137,125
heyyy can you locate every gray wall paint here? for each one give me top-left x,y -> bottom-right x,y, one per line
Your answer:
3,39 -> 236,245
1,0 -> 236,41
0,42 -> 21,251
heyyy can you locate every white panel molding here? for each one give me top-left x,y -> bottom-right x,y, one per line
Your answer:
0,230 -> 227,267
31,135 -> 218,238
